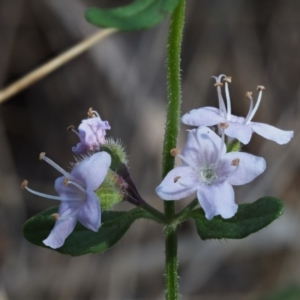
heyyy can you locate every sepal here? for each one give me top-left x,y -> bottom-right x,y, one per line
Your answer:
226,139 -> 241,152
95,169 -> 125,210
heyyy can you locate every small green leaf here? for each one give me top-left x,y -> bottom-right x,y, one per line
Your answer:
190,197 -> 284,240
85,0 -> 180,31
23,206 -> 153,256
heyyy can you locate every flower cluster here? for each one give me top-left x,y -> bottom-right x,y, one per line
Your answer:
156,75 -> 293,220
22,108 -> 112,249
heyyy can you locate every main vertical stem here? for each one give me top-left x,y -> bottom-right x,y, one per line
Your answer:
162,1 -> 185,299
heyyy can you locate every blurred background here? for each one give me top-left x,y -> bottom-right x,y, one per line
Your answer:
0,0 -> 300,299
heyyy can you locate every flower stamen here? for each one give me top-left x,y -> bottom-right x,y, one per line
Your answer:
223,76 -> 232,119
51,213 -> 59,221
87,107 -> 100,118
212,75 -> 227,118
245,86 -> 264,125
39,153 -> 71,179
20,180 -> 80,202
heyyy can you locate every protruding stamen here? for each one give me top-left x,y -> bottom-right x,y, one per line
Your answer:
51,213 -> 59,221
246,91 -> 253,99
174,176 -> 181,183
220,122 -> 229,130
231,158 -> 240,166
244,92 -> 254,124
21,180 -> 28,189
257,85 -> 265,91
245,87 -> 264,125
22,184 -> 80,202
224,77 -> 232,118
40,154 -> 71,178
67,180 -> 86,194
87,107 -> 100,118
39,152 -> 46,160
87,107 -> 94,117
170,148 -> 180,157
67,125 -> 80,138
223,76 -> 232,83
214,82 -> 223,87
67,125 -> 75,131
212,75 -> 227,118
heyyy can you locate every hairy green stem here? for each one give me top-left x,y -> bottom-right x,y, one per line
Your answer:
163,1 -> 186,299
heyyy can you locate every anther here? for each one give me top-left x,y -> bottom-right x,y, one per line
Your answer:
39,152 -> 46,160
64,178 -> 69,187
257,85 -> 265,91
21,180 -> 28,189
51,213 -> 59,221
223,76 -> 232,83
231,158 -> 240,166
214,82 -> 223,87
67,125 -> 75,131
246,91 -> 253,99
170,148 -> 180,157
174,176 -> 181,183
220,122 -> 229,130
87,107 -> 94,117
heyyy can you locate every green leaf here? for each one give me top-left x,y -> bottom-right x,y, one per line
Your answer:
85,0 -> 180,31
23,206 -> 153,256
189,197 -> 284,240
259,285 -> 300,300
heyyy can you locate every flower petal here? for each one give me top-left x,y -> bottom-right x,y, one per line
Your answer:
77,191 -> 101,232
225,122 -> 253,144
71,152 -> 111,190
181,127 -> 224,166
43,202 -> 79,249
155,166 -> 199,200
250,122 -> 294,144
181,107 -> 225,126
72,141 -> 90,155
79,117 -> 110,145
197,182 -> 237,220
219,152 -> 266,186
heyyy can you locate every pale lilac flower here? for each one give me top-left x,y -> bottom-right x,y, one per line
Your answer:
70,108 -> 111,155
22,151 -> 111,249
181,74 -> 293,145
155,126 -> 266,220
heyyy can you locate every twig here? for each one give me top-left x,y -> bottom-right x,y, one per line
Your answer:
0,28 -> 117,104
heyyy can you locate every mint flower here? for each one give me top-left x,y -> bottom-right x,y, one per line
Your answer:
70,108 -> 111,155
155,126 -> 266,220
22,151 -> 111,249
181,75 -> 293,145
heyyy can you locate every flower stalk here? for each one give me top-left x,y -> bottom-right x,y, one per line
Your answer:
163,0 -> 186,299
